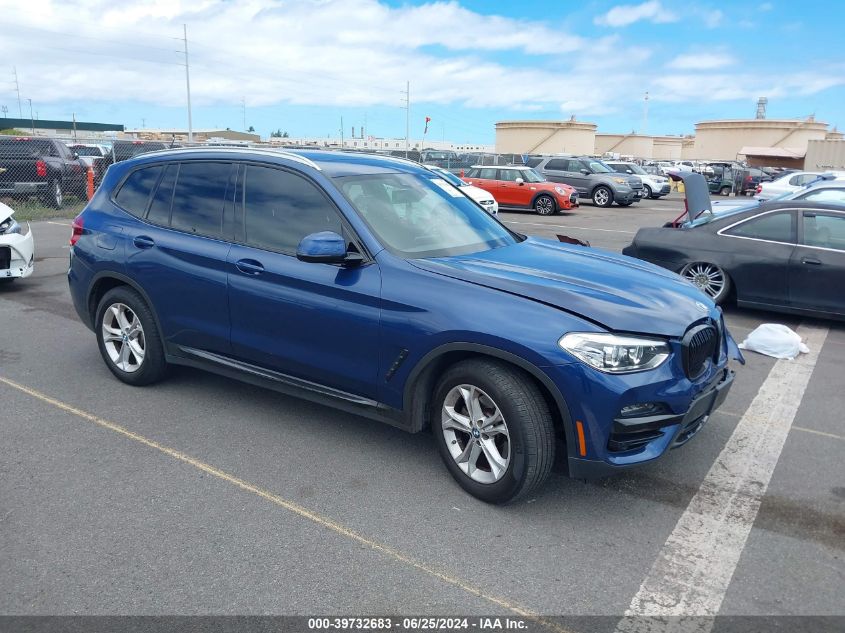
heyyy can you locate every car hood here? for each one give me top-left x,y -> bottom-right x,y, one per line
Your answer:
461,184 -> 494,203
412,237 -> 715,337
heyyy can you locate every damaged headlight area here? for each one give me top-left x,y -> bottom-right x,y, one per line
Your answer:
559,332 -> 670,374
0,217 -> 24,235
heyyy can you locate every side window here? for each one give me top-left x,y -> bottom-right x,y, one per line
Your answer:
797,188 -> 845,204
726,211 -> 794,243
803,213 -> 845,251
498,169 -> 520,182
242,165 -> 343,254
170,162 -> 232,238
566,160 -> 586,172
114,165 -> 163,218
544,159 -> 569,171
146,164 -> 178,225
478,168 -> 497,179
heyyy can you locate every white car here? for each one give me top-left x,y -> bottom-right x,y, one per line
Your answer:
605,161 -> 671,199
426,166 -> 499,215
0,202 -> 35,282
754,171 -> 842,200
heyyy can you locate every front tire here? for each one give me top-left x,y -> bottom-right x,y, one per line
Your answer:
592,186 -> 613,207
433,359 -> 555,504
533,194 -> 556,216
719,186 -> 731,196
643,184 -> 653,199
95,286 -> 168,386
680,262 -> 731,304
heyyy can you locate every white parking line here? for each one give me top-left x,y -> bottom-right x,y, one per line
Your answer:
503,221 -> 636,234
46,221 -> 71,226
617,322 -> 829,632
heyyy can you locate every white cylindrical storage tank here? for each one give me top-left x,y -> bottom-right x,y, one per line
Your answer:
693,118 -> 828,160
495,120 -> 597,155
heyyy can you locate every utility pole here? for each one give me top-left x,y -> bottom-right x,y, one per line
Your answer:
182,24 -> 193,143
72,112 -> 77,142
27,98 -> 34,134
401,80 -> 410,158
642,91 -> 649,135
12,66 -> 22,118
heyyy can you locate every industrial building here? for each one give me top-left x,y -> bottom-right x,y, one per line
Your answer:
123,128 -> 260,143
495,109 -> 842,168
0,117 -> 124,138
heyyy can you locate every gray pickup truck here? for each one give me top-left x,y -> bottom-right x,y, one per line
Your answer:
528,155 -> 643,207
0,137 -> 87,208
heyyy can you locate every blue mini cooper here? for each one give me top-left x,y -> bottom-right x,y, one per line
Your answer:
68,148 -> 742,503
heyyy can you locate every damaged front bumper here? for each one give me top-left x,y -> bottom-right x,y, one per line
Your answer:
1,223 -> 35,279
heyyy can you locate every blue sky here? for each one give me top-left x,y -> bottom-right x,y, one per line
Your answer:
1,0 -> 842,142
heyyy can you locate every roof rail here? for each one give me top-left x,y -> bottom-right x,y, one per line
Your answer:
136,146 -> 322,171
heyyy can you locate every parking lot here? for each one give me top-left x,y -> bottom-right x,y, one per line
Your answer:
1,193 -> 843,628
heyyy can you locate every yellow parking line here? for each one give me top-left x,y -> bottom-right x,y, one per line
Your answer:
0,375 -> 570,633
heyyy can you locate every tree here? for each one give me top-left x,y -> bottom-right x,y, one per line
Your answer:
248,125 -> 255,132
270,129 -> 290,138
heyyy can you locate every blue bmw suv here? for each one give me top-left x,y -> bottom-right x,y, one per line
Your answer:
68,148 -> 742,503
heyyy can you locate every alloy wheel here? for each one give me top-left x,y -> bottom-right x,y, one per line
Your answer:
681,263 -> 726,300
535,196 -> 554,215
441,384 -> 510,484
593,188 -> 610,206
101,303 -> 146,373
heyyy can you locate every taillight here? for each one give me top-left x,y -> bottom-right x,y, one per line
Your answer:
36,159 -> 47,178
70,214 -> 84,246
756,184 -> 762,194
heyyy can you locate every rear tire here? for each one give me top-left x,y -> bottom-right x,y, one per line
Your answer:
95,286 -> 168,386
433,359 -> 555,504
42,179 -> 63,209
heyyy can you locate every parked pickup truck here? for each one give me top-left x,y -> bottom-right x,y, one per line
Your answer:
0,137 -> 88,208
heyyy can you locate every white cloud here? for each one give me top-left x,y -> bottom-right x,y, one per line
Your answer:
594,1 -> 678,27
651,72 -> 845,103
667,52 -> 735,70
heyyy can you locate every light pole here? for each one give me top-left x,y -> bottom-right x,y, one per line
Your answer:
27,98 -> 34,133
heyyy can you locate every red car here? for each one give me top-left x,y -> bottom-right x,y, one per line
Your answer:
463,165 -> 578,215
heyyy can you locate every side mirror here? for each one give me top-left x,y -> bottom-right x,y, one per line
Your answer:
296,231 -> 360,266
580,169 -> 590,175
515,177 -> 524,185
626,169 -> 633,174
73,152 -> 80,159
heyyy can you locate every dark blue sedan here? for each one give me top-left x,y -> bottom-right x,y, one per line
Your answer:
67,148 -> 742,503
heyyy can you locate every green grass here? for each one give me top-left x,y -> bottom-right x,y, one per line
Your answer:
1,197 -> 86,222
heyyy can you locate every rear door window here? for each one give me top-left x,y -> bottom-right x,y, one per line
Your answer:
114,165 -> 164,218
241,165 -> 343,254
169,162 -> 232,238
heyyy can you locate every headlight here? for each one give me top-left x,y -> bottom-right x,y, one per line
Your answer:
612,177 -> 627,184
554,187 -> 567,195
559,332 -> 670,373
0,218 -> 22,235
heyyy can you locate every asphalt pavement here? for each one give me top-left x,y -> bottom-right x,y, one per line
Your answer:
0,196 -> 842,626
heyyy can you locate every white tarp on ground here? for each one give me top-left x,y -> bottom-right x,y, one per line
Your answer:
738,323 -> 810,359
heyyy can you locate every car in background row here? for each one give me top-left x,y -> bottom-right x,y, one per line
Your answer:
623,172 -> 845,320
755,170 -> 841,200
427,166 -> 498,215
420,149 -> 459,168
711,176 -> 845,214
67,144 -> 108,167
529,156 -> 643,207
463,165 -> 577,215
0,136 -> 88,208
68,147 -> 741,503
605,161 -> 670,199
0,201 -> 35,282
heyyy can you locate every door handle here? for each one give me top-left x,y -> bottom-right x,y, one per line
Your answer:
801,257 -> 822,266
235,258 -> 265,275
133,235 -> 155,249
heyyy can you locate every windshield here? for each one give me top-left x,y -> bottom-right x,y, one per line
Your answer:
424,152 -> 454,160
519,169 -> 545,183
588,160 -> 613,173
113,142 -> 168,161
334,172 -> 518,258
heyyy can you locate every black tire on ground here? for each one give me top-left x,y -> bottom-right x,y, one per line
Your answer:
719,186 -> 731,196
95,286 -> 169,386
533,194 -> 556,216
643,184 -> 653,199
42,179 -> 63,209
432,358 -> 555,504
592,185 -> 613,207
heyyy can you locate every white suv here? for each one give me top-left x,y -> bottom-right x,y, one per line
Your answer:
606,161 -> 671,199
